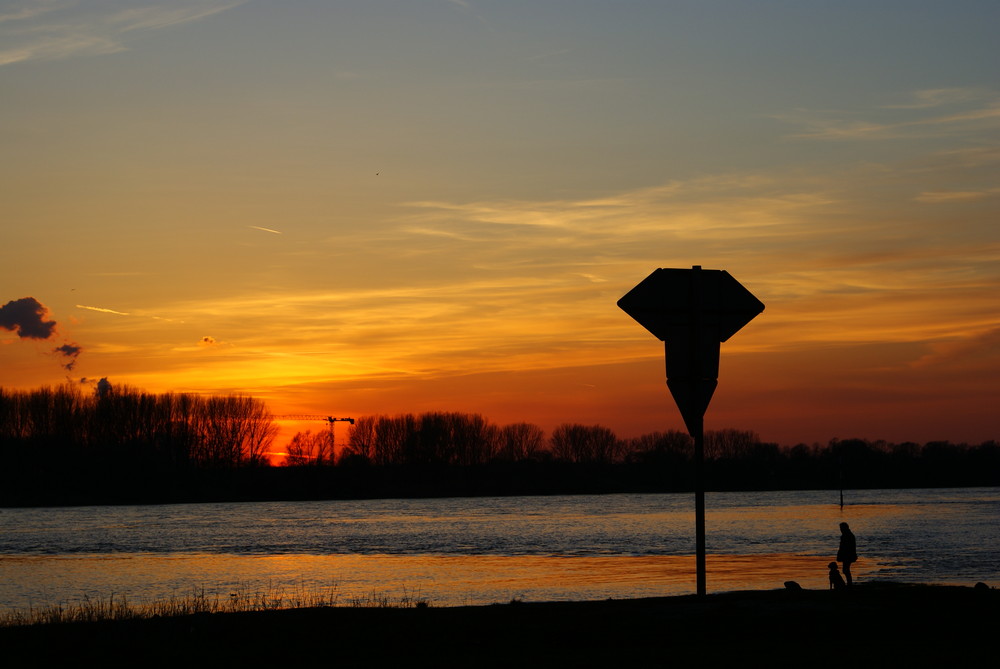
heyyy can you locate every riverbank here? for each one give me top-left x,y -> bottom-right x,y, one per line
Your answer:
2,583 -> 995,666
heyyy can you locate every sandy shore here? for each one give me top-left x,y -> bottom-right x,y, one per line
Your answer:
3,582 -> 995,667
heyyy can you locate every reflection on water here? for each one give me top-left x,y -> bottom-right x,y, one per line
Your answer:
0,488 -> 996,611
0,553 -> 867,609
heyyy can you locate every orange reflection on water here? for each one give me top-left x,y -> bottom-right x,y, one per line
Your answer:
244,552 -> 859,605
3,552 -> 875,612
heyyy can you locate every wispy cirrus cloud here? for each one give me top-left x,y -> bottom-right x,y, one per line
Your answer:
0,0 -> 66,25
882,87 -> 992,109
119,154 -> 997,392
401,173 -> 837,258
108,1 -> 246,33
0,33 -> 123,66
910,327 -> 1000,371
50,152 -> 999,439
776,88 -> 1000,141
0,0 -> 246,67
916,189 -> 1000,203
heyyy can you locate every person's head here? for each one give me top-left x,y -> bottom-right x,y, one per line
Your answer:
840,522 -> 850,532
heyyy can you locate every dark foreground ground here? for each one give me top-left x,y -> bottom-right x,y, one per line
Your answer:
2,583 -> 996,667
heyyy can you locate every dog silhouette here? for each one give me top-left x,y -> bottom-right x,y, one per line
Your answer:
828,562 -> 846,590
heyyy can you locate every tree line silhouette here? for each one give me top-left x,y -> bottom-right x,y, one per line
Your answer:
1,383 -> 274,468
0,384 -> 276,505
1,384 -> 996,506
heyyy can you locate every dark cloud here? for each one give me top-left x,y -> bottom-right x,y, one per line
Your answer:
199,336 -> 217,346
0,297 -> 57,339
2,297 -> 86,371
54,342 -> 82,370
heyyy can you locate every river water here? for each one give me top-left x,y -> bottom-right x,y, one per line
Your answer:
1,488 -> 997,612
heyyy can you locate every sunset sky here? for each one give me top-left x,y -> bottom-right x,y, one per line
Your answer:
2,0 -> 998,448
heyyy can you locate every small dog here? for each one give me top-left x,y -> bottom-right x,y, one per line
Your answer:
828,562 -> 846,590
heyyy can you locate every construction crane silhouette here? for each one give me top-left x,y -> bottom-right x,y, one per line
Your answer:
275,415 -> 355,425
274,415 -> 356,453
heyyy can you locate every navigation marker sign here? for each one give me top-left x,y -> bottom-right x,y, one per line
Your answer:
616,266 -> 764,343
617,266 -> 765,435
618,265 -> 764,595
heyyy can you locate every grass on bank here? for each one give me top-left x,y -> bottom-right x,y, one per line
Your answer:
0,584 -> 428,628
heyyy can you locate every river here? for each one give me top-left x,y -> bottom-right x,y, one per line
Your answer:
1,487 -> 997,611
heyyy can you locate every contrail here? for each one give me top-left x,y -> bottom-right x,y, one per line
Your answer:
249,225 -> 283,234
76,304 -> 130,316
77,304 -> 184,323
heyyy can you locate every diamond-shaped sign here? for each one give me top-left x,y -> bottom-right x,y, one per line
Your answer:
618,266 -> 764,435
617,267 -> 764,344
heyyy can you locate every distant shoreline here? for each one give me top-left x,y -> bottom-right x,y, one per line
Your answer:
3,583 -> 995,666
3,461 -> 997,509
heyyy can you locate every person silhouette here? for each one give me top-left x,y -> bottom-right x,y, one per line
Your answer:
837,522 -> 857,586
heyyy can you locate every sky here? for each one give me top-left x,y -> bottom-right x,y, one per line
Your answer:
2,0 -> 998,449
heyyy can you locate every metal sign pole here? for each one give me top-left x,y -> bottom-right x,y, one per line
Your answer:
690,266 -> 707,596
693,413 -> 707,596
